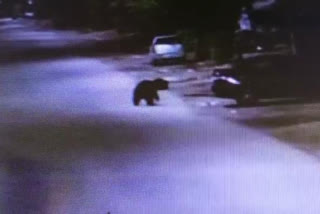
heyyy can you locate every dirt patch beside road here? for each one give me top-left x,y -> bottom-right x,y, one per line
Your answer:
273,122 -> 320,154
224,102 -> 320,157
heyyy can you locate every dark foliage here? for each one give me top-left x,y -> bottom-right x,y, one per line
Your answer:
31,0 -> 252,31
28,0 -> 320,59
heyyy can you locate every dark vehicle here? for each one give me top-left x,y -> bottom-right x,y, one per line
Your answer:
211,55 -> 320,106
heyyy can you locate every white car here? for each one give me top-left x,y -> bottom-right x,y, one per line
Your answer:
149,35 -> 185,65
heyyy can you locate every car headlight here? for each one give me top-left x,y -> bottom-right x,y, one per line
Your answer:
221,76 -> 241,85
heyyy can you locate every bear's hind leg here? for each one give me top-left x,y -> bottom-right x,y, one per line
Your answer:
133,96 -> 141,106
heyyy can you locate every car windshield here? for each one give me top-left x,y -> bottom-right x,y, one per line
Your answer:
155,37 -> 180,45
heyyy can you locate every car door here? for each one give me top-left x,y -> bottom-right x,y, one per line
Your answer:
294,58 -> 320,97
240,58 -> 287,98
270,57 -> 296,98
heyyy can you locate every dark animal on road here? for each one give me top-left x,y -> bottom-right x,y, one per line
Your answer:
133,78 -> 169,106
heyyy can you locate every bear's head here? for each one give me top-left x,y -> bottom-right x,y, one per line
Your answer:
153,78 -> 169,90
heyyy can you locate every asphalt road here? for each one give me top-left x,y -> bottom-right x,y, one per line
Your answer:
1,18 -> 320,214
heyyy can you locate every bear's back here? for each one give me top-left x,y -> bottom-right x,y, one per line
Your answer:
134,80 -> 156,97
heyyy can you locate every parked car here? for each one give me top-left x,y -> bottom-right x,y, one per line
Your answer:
149,35 -> 185,65
211,55 -> 320,106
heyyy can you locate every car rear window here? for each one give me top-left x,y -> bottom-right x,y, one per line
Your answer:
155,37 -> 180,45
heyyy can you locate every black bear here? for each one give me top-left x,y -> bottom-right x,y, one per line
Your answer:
133,78 -> 169,106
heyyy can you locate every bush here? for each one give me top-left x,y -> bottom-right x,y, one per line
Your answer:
177,30 -> 198,52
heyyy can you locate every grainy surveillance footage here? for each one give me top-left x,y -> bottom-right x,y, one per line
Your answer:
1,0 -> 320,213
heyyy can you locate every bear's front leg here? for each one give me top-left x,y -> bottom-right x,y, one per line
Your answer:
146,98 -> 155,106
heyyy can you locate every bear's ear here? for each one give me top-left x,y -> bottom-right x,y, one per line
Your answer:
163,80 -> 169,89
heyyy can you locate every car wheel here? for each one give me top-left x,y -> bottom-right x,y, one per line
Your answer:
236,91 -> 258,106
212,85 -> 224,97
211,79 -> 230,97
152,59 -> 161,66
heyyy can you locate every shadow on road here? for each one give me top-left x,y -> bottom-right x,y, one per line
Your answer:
1,119 -> 147,160
0,116 -> 158,213
183,93 -> 213,98
2,157 -> 52,213
0,112 -> 182,161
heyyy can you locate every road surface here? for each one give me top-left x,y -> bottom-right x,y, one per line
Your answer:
1,18 -> 320,214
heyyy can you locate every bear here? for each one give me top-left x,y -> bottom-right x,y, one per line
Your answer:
133,78 -> 169,106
